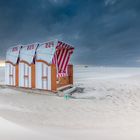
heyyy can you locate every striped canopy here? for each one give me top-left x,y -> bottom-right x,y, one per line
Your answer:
36,40 -> 74,77
52,41 -> 74,73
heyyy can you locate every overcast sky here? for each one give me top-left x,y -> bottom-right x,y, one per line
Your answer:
1,0 -> 140,66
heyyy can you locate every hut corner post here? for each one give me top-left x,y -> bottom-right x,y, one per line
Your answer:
31,64 -> 35,88
51,64 -> 57,92
68,64 -> 73,85
15,64 -> 19,86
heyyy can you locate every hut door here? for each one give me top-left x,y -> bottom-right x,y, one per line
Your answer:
36,62 -> 51,90
23,64 -> 31,88
9,64 -> 15,86
42,63 -> 48,89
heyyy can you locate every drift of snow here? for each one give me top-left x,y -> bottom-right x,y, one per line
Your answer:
1,66 -> 140,140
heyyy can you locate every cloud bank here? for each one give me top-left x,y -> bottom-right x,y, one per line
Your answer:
0,0 -> 140,66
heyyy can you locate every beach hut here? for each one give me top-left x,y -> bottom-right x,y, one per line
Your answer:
18,43 -> 38,88
35,40 -> 74,92
5,45 -> 22,86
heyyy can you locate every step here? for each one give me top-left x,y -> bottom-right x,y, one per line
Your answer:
57,84 -> 73,91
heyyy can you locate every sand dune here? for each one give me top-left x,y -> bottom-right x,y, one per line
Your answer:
1,66 -> 140,140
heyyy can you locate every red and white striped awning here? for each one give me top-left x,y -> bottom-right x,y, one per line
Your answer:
52,41 -> 74,77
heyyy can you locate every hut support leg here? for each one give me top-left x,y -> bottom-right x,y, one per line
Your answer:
68,65 -> 73,85
31,64 -> 35,88
15,65 -> 19,86
51,64 -> 57,92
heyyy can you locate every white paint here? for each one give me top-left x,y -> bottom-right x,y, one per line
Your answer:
5,63 -> 16,86
48,66 -> 51,90
19,63 -> 31,88
18,43 -> 37,88
20,44 -> 38,64
35,62 -> 51,90
5,45 -> 22,87
36,41 -> 55,63
6,45 -> 21,64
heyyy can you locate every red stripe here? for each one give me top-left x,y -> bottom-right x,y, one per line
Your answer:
57,49 -> 65,72
58,49 -> 67,72
62,49 -> 73,72
63,49 -> 73,73
58,43 -> 65,57
61,52 -> 69,73
52,53 -> 57,65
57,73 -> 68,78
56,41 -> 74,50
57,48 -> 64,65
52,41 -> 74,77
59,49 -> 69,73
56,49 -> 61,62
63,51 -> 73,74
63,51 -> 71,73
57,43 -> 65,62
56,41 -> 62,49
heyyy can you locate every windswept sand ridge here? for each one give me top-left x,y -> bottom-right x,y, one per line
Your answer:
0,117 -> 52,140
73,66 -> 140,99
1,66 -> 140,139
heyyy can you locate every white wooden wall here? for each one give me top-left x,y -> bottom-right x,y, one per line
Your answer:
35,62 -> 51,90
19,63 -> 31,88
5,63 -> 16,86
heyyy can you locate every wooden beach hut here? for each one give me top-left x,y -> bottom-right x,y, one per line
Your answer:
5,45 -> 22,86
18,43 -> 38,88
35,40 -> 74,92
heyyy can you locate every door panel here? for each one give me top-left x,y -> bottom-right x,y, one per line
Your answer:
6,63 -> 15,86
36,62 -> 51,90
42,63 -> 48,89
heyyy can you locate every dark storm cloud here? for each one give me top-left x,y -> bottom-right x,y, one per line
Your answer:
0,0 -> 140,66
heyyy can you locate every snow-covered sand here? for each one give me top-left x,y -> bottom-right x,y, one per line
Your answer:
1,66 -> 140,140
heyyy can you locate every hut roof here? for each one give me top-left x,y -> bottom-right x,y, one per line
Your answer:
6,45 -> 22,64
20,43 -> 38,64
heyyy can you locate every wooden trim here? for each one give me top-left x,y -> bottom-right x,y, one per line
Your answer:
24,75 -> 29,78
56,65 -> 73,88
5,61 -> 16,66
68,64 -> 73,85
42,76 -> 48,80
51,64 -> 57,91
36,60 -> 51,66
31,64 -> 35,88
15,65 -> 19,86
57,76 -> 70,88
20,60 -> 31,66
